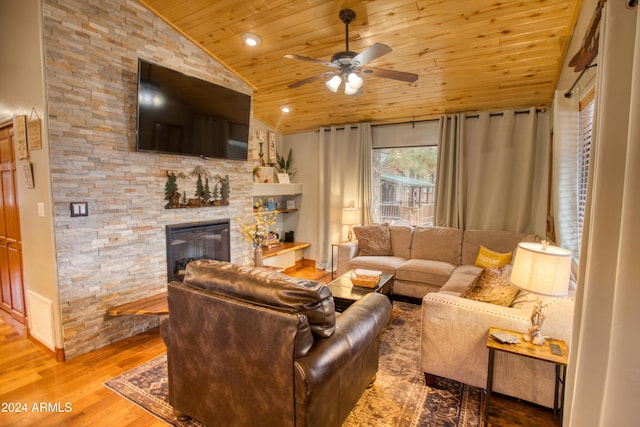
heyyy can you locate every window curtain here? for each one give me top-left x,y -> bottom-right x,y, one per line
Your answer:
434,108 -> 548,235
566,3 -> 640,426
316,123 -> 372,270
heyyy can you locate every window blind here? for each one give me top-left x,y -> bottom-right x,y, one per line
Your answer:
577,95 -> 595,242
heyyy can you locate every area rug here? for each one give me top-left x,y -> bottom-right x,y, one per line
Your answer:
104,301 -> 481,426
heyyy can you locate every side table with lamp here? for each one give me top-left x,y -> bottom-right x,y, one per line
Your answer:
483,241 -> 573,426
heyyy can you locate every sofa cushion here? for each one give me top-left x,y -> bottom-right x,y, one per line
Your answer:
184,260 -> 336,338
390,225 -> 414,258
353,223 -> 393,256
396,259 -> 456,287
460,265 -> 519,306
441,264 -> 483,294
410,226 -> 463,264
349,255 -> 407,276
475,245 -> 513,268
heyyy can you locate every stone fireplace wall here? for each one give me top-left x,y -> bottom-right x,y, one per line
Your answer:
43,0 -> 254,358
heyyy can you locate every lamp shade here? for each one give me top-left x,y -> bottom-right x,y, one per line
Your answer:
341,208 -> 360,225
510,242 -> 572,297
326,75 -> 342,93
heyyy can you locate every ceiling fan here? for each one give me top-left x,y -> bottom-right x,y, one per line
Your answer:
284,9 -> 418,95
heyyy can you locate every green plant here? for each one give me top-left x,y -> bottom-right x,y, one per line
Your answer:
276,147 -> 296,179
164,171 -> 177,202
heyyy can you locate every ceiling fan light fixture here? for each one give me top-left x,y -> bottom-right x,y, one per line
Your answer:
326,75 -> 342,93
347,72 -> 363,89
242,33 -> 261,47
344,82 -> 359,95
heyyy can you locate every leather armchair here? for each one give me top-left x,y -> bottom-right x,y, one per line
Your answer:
161,260 -> 391,427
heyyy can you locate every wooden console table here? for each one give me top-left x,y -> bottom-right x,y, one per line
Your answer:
107,292 -> 168,316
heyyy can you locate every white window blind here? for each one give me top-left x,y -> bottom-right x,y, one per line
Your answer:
577,95 -> 594,244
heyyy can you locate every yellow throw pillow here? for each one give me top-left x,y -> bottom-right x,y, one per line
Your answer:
475,245 -> 512,268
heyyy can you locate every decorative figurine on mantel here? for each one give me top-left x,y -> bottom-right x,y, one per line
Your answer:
164,170 -> 185,208
256,130 -> 266,166
163,168 -> 231,209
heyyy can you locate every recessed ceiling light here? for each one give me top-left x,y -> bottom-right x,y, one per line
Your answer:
242,33 -> 261,47
280,106 -> 291,113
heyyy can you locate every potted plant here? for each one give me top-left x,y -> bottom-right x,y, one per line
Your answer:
275,147 -> 296,180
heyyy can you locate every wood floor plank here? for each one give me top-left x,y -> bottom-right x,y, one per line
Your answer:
0,266 -> 556,426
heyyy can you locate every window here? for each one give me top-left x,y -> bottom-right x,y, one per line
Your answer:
371,146 -> 438,226
577,90 -> 595,252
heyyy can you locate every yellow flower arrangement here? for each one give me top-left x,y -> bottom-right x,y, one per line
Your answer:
236,200 -> 278,247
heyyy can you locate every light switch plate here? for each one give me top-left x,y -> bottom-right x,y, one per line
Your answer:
70,202 -> 88,217
37,202 -> 45,217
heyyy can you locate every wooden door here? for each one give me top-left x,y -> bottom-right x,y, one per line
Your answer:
0,122 -> 26,323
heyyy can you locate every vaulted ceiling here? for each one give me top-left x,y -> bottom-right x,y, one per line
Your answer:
137,0 -> 583,135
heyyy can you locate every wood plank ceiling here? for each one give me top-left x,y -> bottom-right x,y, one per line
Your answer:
137,0 -> 583,135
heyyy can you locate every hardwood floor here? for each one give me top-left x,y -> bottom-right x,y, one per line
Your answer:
0,266 -> 557,426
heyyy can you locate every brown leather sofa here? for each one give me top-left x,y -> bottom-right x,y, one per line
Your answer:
161,260 -> 392,427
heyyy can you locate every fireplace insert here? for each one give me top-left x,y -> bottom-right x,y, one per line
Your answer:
166,219 -> 230,282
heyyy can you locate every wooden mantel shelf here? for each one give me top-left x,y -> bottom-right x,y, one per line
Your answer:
107,292 -> 168,316
262,241 -> 310,259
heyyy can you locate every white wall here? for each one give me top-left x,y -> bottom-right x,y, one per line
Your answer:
0,0 -> 61,350
282,131 -> 319,262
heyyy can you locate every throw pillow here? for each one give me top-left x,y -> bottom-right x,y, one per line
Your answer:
461,264 -> 519,306
353,223 -> 393,256
474,245 -> 513,268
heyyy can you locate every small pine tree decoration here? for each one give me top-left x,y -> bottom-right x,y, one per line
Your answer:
220,174 -> 230,204
164,172 -> 178,208
203,178 -> 211,203
195,174 -> 204,200
212,183 -> 220,202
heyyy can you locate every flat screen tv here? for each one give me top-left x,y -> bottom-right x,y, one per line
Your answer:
136,58 -> 250,161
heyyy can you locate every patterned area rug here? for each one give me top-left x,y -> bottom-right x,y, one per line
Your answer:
104,301 -> 481,426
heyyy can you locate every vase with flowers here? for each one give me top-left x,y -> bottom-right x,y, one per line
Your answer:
236,200 -> 278,267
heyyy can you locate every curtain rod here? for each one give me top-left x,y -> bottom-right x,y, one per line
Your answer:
319,109 -> 544,131
564,63 -> 597,99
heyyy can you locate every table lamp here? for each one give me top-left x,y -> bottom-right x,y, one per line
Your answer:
341,208 -> 360,242
510,241 -> 572,345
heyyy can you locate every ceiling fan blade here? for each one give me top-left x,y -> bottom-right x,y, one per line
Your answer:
288,72 -> 336,89
284,54 -> 340,69
351,43 -> 392,67
363,67 -> 418,83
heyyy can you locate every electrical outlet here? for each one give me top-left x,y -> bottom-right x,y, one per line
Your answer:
37,202 -> 45,217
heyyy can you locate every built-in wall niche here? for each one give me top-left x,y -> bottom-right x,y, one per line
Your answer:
164,166 -> 231,209
166,219 -> 231,282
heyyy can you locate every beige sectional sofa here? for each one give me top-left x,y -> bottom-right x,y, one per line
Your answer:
336,225 -> 538,299
337,224 -> 575,408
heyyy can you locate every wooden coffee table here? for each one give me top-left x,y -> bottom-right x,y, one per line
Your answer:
327,270 -> 394,312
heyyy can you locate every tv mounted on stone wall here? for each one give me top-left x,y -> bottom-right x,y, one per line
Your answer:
135,58 -> 250,161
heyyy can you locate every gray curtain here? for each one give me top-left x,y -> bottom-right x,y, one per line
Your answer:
434,108 -> 548,235
316,123 -> 372,270
566,3 -> 640,426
